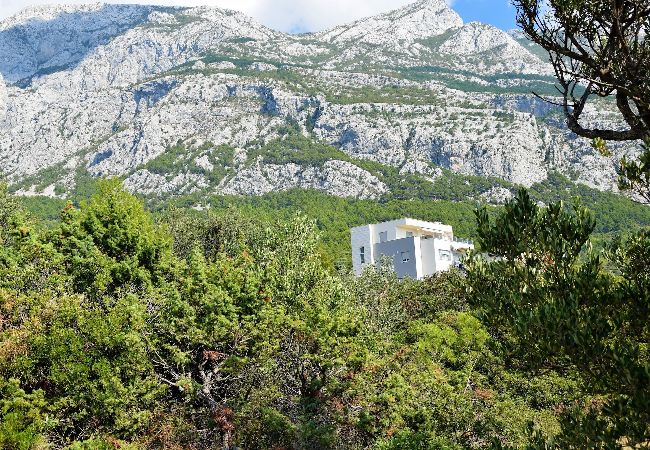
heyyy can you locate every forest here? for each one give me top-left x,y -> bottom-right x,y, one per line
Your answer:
2,0 -> 650,447
0,179 -> 647,449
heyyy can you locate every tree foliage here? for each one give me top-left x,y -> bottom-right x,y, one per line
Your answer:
0,180 -> 584,448
619,138 -> 650,202
466,189 -> 649,446
514,0 -> 650,141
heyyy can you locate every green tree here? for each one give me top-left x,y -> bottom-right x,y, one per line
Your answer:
149,215 -> 370,449
515,0 -> 650,201
466,189 -> 649,446
514,0 -> 650,141
0,292 -> 164,443
0,181 -> 171,445
148,247 -> 282,448
53,179 -> 173,300
0,379 -> 49,450
1,179 -> 618,448
0,183 -> 64,293
619,139 -> 650,203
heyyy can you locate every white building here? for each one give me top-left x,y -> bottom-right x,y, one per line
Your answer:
350,218 -> 474,279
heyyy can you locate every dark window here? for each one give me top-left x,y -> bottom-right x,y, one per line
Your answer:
360,247 -> 366,264
401,251 -> 411,263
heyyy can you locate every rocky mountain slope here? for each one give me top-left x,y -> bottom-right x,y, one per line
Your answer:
0,0 -> 640,202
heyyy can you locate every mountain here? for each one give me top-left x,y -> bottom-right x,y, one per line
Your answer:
0,0 -> 640,203
0,73 -> 6,119
0,4 -> 155,84
316,0 -> 463,45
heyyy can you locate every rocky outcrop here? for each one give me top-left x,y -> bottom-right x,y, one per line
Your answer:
1,3 -> 277,88
218,159 -> 387,199
313,103 -> 549,186
0,0 -> 637,200
437,22 -> 551,75
479,186 -> 514,205
124,169 -> 208,196
0,4 -> 155,84
0,74 -> 6,123
317,0 -> 463,45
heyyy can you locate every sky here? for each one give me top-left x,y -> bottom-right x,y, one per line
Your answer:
0,0 -> 518,32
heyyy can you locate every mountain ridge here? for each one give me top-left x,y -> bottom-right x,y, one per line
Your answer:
0,1 -> 640,204
315,0 -> 463,45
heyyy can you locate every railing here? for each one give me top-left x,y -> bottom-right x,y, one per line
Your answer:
419,235 -> 474,246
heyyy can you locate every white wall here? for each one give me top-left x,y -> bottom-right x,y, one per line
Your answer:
433,239 -> 454,273
413,236 -> 423,279
371,220 -> 400,243
419,238 -> 455,276
352,219 -> 471,278
355,219 -> 454,249
420,238 -> 437,277
350,224 -> 373,276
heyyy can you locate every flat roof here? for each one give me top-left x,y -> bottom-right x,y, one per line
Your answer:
351,218 -> 453,232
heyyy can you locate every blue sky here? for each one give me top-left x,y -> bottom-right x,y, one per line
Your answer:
452,0 -> 517,31
0,0 -> 519,32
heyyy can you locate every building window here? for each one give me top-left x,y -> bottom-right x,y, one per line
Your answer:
360,247 -> 365,264
406,231 -> 414,238
379,231 -> 388,243
401,251 -> 411,263
438,249 -> 452,261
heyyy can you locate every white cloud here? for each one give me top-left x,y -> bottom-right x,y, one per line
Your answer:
248,0 -> 416,32
0,0 -> 422,31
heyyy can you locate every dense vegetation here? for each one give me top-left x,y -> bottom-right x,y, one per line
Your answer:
1,179 -> 648,449
3,0 -> 649,446
19,170 -> 650,271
